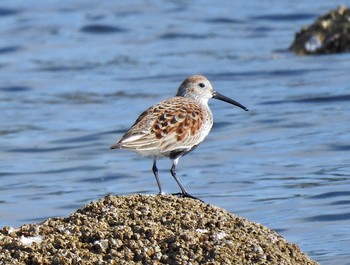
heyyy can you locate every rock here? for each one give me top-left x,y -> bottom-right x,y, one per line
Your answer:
290,6 -> 350,55
0,194 -> 318,264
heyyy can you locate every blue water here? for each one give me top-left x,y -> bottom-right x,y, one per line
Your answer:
1,1 -> 350,264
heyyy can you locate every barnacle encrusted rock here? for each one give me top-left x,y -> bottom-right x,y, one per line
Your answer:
0,194 -> 318,264
290,6 -> 350,55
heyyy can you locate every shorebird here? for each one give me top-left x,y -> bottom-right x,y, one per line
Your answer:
111,75 -> 248,199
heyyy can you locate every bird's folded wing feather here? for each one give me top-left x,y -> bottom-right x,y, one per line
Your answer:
112,97 -> 205,153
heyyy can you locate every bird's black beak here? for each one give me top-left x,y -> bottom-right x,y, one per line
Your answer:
212,91 -> 249,111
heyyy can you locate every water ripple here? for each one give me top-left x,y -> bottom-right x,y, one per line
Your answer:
204,17 -> 245,24
159,32 -> 213,39
304,212 -> 350,222
80,24 -> 128,34
0,86 -> 32,92
309,191 -> 350,199
0,7 -> 20,16
261,94 -> 350,105
0,46 -> 22,54
250,13 -> 316,21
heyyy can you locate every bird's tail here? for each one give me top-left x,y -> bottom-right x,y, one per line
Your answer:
110,143 -> 122,149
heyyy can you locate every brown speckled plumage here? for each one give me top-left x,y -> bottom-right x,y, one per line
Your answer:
113,97 -> 210,157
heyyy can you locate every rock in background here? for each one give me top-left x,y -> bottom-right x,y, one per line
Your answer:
0,195 -> 318,264
290,6 -> 350,55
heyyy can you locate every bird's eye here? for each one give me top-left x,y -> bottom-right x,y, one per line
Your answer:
198,83 -> 205,88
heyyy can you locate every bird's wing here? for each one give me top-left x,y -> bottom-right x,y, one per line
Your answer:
112,97 -> 207,154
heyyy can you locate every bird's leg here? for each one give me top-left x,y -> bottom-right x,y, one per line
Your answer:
170,162 -> 187,195
170,158 -> 202,201
152,158 -> 163,195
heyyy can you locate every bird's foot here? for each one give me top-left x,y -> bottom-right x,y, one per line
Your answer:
172,192 -> 203,202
